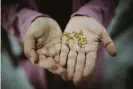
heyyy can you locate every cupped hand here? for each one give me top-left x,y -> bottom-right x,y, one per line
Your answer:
24,17 -> 66,76
59,16 -> 117,84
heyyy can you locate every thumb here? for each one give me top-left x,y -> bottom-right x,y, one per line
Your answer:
38,56 -> 66,76
24,35 -> 38,63
38,56 -> 57,68
100,29 -> 117,56
48,63 -> 67,76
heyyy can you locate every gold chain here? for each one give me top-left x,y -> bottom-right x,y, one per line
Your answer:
62,29 -> 87,48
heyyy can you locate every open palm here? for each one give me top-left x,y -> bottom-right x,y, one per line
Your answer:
24,17 -> 66,76
59,16 -> 117,84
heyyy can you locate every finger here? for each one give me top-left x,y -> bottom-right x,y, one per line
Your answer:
60,36 -> 69,67
48,47 -> 56,57
24,35 -> 38,63
73,52 -> 85,84
55,55 -> 59,63
36,37 -> 46,49
38,56 -> 66,76
67,50 -> 77,80
49,64 -> 66,76
71,37 -> 79,51
37,47 -> 48,56
83,52 -> 96,79
101,29 -> 117,56
38,55 -> 57,69
29,49 -> 38,63
61,73 -> 67,81
67,38 -> 76,80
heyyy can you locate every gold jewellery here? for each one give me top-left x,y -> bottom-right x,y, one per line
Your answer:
62,29 -> 87,48
62,32 -> 73,41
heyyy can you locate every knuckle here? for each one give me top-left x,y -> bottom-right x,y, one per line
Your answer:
61,46 -> 69,52
77,60 -> 84,66
76,66 -> 83,72
68,51 -> 77,59
67,62 -> 75,68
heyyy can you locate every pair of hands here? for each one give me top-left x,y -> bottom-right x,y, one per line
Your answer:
24,16 -> 116,84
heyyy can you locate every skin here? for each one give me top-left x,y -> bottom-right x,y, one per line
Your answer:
59,16 -> 117,84
24,17 -> 66,77
24,16 -> 117,85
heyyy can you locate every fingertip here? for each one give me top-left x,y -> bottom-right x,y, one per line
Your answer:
50,64 -> 66,75
30,57 -> 38,64
73,78 -> 80,86
59,59 -> 66,67
61,69 -> 68,80
106,42 -> 117,57
62,75 -> 68,81
83,73 -> 89,80
67,75 -> 73,80
73,72 -> 82,85
29,49 -> 38,64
